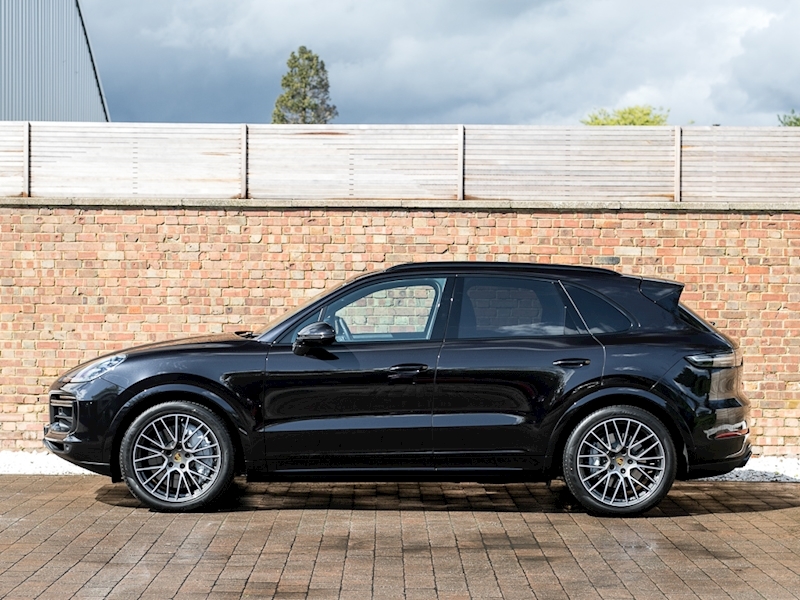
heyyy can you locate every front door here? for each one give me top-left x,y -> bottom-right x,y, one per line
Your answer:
261,276 -> 450,474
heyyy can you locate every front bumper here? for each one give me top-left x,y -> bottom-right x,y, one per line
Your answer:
43,424 -> 112,476
43,378 -> 119,478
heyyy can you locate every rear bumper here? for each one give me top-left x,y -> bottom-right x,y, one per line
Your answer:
681,446 -> 752,480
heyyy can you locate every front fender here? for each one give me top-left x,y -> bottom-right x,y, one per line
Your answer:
544,386 -> 694,475
102,382 -> 259,473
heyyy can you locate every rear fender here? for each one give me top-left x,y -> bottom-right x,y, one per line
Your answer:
544,386 -> 693,477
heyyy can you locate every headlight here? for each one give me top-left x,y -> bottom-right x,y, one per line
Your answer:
67,354 -> 126,383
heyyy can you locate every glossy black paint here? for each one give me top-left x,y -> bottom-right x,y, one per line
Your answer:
45,262 -> 751,486
433,335 -> 604,471
262,340 -> 439,471
45,333 -> 269,477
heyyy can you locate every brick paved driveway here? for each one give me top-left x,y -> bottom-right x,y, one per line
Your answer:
1,476 -> 799,599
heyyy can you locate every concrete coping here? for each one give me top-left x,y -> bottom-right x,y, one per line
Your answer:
0,196 -> 798,212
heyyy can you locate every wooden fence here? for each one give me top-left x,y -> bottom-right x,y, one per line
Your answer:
1,123 -> 799,203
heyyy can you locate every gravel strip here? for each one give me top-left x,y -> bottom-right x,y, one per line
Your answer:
699,455 -> 800,483
0,450 -> 97,475
0,450 -> 798,481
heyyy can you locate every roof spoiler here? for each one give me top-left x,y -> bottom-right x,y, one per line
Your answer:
639,277 -> 684,312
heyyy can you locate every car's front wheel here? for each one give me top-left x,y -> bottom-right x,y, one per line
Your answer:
562,405 -> 676,516
119,401 -> 235,511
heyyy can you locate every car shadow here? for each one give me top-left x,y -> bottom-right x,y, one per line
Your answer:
94,478 -> 800,517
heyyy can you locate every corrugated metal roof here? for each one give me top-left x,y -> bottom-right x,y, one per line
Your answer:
1,0 -> 109,121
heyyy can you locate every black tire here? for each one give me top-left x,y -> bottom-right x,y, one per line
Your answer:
119,401 -> 235,512
562,405 -> 676,516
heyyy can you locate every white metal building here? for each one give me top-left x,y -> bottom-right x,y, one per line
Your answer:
0,0 -> 109,121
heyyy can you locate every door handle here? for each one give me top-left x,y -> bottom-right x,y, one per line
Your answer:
552,358 -> 591,368
388,364 -> 429,381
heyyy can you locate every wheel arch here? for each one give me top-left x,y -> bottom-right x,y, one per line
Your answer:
106,383 -> 251,482
545,387 -> 692,480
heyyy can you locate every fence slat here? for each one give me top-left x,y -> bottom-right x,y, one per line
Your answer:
30,122 -> 241,198
681,127 -> 800,202
464,126 -> 676,201
248,125 -> 460,200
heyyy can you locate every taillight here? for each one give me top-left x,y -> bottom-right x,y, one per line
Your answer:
685,350 -> 743,403
685,350 -> 742,369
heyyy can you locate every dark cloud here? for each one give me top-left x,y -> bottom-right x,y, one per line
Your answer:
80,0 -> 797,126
100,48 -> 279,123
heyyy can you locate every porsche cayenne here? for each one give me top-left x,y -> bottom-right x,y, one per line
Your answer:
45,262 -> 751,516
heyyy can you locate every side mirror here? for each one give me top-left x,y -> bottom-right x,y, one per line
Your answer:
292,322 -> 336,356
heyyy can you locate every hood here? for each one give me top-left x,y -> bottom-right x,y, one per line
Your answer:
120,332 -> 254,357
71,332 -> 254,367
54,332 -> 259,388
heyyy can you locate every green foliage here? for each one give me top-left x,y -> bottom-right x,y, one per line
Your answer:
581,105 -> 670,126
272,46 -> 338,124
778,109 -> 800,126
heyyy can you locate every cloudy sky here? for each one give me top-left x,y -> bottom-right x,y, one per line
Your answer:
79,0 -> 800,126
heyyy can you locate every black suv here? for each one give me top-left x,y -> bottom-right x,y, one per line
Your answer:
45,262 -> 750,516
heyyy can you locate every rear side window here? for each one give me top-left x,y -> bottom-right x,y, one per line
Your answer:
454,276 -> 580,339
564,284 -> 632,334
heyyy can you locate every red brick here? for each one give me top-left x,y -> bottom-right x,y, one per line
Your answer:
1,206 -> 798,453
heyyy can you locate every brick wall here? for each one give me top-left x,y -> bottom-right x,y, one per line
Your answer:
1,205 -> 798,454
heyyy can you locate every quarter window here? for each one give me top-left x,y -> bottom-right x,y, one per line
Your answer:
564,284 -> 632,334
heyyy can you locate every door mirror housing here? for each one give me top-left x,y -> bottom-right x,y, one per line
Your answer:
293,322 -> 336,355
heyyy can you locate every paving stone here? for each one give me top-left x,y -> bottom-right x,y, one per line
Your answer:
1,476 -> 800,598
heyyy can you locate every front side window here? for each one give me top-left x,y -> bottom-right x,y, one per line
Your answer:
454,276 -> 578,339
322,278 -> 447,342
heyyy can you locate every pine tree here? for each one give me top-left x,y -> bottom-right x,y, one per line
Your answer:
272,46 -> 338,124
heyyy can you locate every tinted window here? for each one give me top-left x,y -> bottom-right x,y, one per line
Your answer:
564,284 -> 632,334
455,276 -> 575,339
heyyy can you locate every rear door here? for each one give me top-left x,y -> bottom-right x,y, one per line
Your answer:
433,275 -> 605,473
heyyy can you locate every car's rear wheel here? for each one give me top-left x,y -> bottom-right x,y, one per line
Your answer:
120,401 -> 234,511
562,405 -> 676,516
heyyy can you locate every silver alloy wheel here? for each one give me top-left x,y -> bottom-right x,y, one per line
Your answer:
132,412 -> 222,503
575,417 -> 666,508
